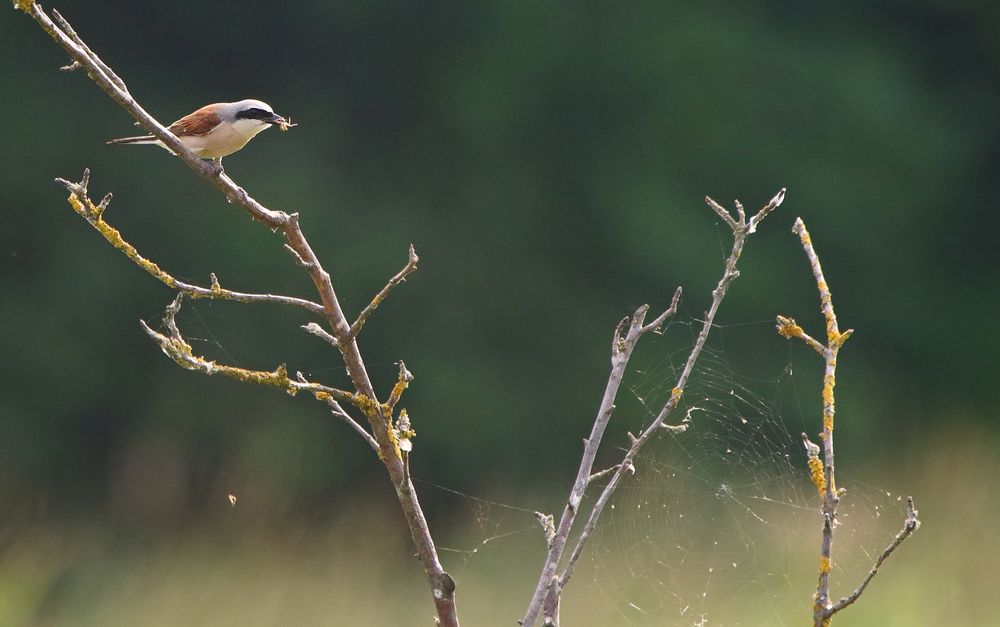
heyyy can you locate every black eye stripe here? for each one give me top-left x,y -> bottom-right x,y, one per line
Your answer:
236,107 -> 272,121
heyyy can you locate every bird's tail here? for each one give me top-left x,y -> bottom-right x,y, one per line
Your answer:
106,135 -> 158,145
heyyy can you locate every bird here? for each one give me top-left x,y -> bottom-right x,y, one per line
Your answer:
107,99 -> 294,172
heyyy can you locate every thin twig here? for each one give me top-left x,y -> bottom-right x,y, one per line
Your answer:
385,360 -> 414,413
586,464 -> 621,485
828,497 -> 920,614
521,189 -> 784,627
350,244 -> 419,338
302,322 -> 339,348
296,370 -> 379,453
51,8 -> 129,94
641,286 -> 683,334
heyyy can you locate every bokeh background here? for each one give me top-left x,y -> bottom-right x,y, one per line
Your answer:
3,1 -> 998,625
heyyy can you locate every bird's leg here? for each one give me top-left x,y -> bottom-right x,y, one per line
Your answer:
209,158 -> 225,176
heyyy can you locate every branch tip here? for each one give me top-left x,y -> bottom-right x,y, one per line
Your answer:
301,322 -> 338,348
350,245 -> 421,337
642,286 -> 683,334
705,195 -> 738,228
283,243 -> 314,269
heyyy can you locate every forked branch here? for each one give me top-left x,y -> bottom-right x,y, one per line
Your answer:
777,217 -> 918,627
521,189 -> 785,627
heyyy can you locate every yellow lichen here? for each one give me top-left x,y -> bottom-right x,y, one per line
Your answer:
808,456 -> 826,495
818,556 -> 831,574
14,0 -> 35,13
776,315 -> 803,339
387,376 -> 410,410
210,362 -> 291,391
67,193 -> 179,289
822,375 -> 835,408
353,393 -> 381,418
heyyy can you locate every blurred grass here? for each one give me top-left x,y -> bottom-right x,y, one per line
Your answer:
3,428 -> 994,626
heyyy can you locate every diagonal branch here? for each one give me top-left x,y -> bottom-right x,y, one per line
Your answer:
521,189 -> 785,627
55,171 -> 325,315
350,244 -> 420,338
295,370 -> 380,453
828,496 -> 920,614
140,294 -> 358,406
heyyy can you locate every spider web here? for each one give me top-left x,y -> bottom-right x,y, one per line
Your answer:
580,316 -> 910,626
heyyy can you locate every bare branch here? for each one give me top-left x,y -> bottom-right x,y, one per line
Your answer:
641,286 -> 683,334
284,243 -> 315,269
521,190 -> 783,627
749,187 -> 785,233
317,387 -> 379,453
705,194 -> 739,230
586,464 -> 621,485
302,322 -> 339,348
54,172 -> 326,315
828,497 -> 920,615
350,244 -> 420,338
50,8 -> 129,93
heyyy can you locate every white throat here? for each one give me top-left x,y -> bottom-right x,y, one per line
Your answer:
230,117 -> 271,139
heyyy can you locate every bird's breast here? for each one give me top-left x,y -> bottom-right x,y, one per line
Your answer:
181,121 -> 269,159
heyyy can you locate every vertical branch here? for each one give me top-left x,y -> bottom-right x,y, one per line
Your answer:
778,218 -> 917,627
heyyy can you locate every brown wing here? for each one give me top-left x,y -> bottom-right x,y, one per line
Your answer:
168,105 -> 223,137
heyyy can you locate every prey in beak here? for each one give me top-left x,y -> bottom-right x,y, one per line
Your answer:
265,112 -> 296,132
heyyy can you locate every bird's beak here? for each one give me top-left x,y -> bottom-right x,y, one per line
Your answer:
266,113 -> 295,131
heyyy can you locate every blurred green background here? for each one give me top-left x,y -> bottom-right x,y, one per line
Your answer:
3,1 -> 998,625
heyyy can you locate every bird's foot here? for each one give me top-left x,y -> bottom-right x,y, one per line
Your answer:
209,159 -> 225,176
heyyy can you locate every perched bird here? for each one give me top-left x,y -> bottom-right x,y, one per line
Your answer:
107,99 -> 294,171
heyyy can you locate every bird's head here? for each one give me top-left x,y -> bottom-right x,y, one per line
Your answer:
226,99 -> 295,133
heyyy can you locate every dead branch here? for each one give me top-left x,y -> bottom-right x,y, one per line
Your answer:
521,189 -> 785,627
777,217 -> 918,626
